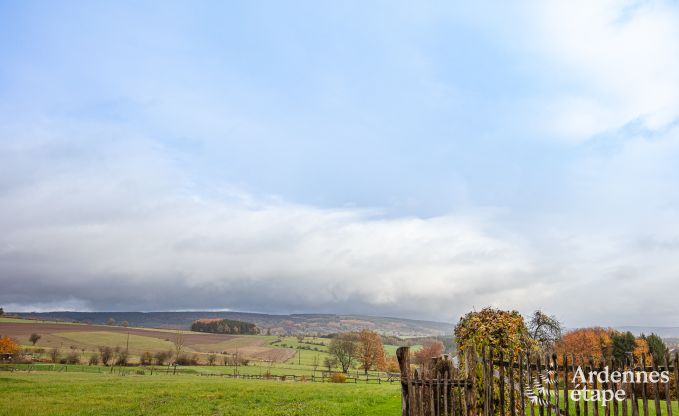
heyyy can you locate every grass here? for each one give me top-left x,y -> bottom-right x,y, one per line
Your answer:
0,371 -> 400,416
533,390 -> 679,416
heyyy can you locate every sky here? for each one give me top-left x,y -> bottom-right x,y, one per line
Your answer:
2,1 -> 679,327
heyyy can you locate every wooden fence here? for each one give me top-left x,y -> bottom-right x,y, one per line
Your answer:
397,347 -> 679,416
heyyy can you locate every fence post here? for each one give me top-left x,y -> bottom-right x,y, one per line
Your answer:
466,347 -> 478,416
397,346 -> 411,416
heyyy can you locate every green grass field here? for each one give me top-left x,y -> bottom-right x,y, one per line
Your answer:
0,371 -> 401,416
539,391 -> 679,416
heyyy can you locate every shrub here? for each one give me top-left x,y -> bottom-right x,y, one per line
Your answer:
98,346 -> 113,366
49,348 -> 60,363
115,350 -> 129,366
88,354 -> 99,365
65,351 -> 80,364
329,372 -> 347,383
140,351 -> 153,366
175,354 -> 198,365
153,350 -> 170,366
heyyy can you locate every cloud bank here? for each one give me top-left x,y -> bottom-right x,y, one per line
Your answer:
2,1 -> 679,326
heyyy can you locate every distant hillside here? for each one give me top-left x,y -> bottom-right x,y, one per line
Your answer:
615,326 -> 679,338
14,311 -> 454,337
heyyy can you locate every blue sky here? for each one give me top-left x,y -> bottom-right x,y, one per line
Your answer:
2,1 -> 679,326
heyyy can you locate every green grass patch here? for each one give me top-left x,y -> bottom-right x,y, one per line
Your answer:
0,371 -> 400,415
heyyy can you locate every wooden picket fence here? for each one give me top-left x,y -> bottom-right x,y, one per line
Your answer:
397,346 -> 679,416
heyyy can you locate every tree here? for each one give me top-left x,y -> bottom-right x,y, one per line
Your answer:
154,350 -> 171,366
312,354 -> 320,374
555,327 -> 613,361
455,307 -> 534,355
172,332 -> 185,362
140,351 -> 153,366
357,330 -> 386,374
88,354 -> 99,365
644,333 -> 667,365
29,333 -> 41,346
413,340 -> 445,365
49,348 -> 60,363
0,336 -> 19,355
328,333 -> 358,373
106,318 -> 116,326
323,356 -> 337,372
0,307 -> 4,316
633,337 -> 650,364
120,321 -> 129,327
98,346 -> 113,366
115,348 -> 128,366
611,331 -> 636,363
207,353 -> 217,366
527,310 -> 562,351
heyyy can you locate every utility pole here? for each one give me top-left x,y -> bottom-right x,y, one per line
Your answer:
125,332 -> 130,354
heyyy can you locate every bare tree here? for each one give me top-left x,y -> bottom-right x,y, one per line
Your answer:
527,310 -> 562,351
98,346 -> 113,366
312,354 -> 320,374
323,356 -> 337,372
328,333 -> 358,373
49,348 -> 60,363
172,332 -> 185,362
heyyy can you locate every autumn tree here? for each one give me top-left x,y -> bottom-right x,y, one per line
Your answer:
633,337 -> 650,364
455,307 -> 534,416
0,336 -> 19,355
29,333 -> 41,346
328,333 -> 357,373
384,355 -> 400,373
413,340 -> 445,365
555,327 -> 613,361
357,330 -> 385,374
455,307 -> 533,355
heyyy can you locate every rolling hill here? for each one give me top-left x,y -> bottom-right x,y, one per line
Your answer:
13,311 -> 454,337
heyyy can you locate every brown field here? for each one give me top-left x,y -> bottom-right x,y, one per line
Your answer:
0,319 -> 295,363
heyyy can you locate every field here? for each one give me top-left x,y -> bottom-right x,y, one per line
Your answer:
0,371 -> 401,416
0,316 -> 413,377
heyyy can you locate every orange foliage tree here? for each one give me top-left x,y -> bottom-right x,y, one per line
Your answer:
413,340 -> 445,365
0,336 -> 20,355
555,327 -> 613,361
357,330 -> 386,374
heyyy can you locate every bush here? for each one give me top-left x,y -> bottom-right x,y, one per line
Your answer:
153,351 -> 170,366
175,354 -> 199,366
115,350 -> 129,366
140,351 -> 153,366
88,354 -> 99,365
330,372 -> 347,383
64,351 -> 80,365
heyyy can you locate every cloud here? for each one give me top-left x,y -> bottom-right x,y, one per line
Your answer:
0,136 -> 537,320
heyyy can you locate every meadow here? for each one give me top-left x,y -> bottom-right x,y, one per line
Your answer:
0,371 -> 401,416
